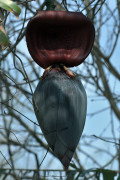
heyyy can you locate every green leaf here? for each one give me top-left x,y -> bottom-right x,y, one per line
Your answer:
66,171 -> 76,180
69,163 -> 78,169
102,170 -> 117,180
0,169 -> 6,177
0,29 -> 9,49
0,0 -> 21,18
117,173 -> 120,180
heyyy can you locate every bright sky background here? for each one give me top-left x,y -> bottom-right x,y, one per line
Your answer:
7,0 -> 120,171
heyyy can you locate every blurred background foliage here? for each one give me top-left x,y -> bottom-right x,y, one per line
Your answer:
0,0 -> 120,179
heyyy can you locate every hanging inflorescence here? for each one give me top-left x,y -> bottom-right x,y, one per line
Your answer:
26,10 -> 95,169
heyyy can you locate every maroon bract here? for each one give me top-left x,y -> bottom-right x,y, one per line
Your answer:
26,10 -> 95,69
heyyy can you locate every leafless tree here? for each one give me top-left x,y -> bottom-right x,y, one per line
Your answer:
0,0 -> 120,179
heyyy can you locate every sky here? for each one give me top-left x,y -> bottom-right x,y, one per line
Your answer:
1,0 -> 119,174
